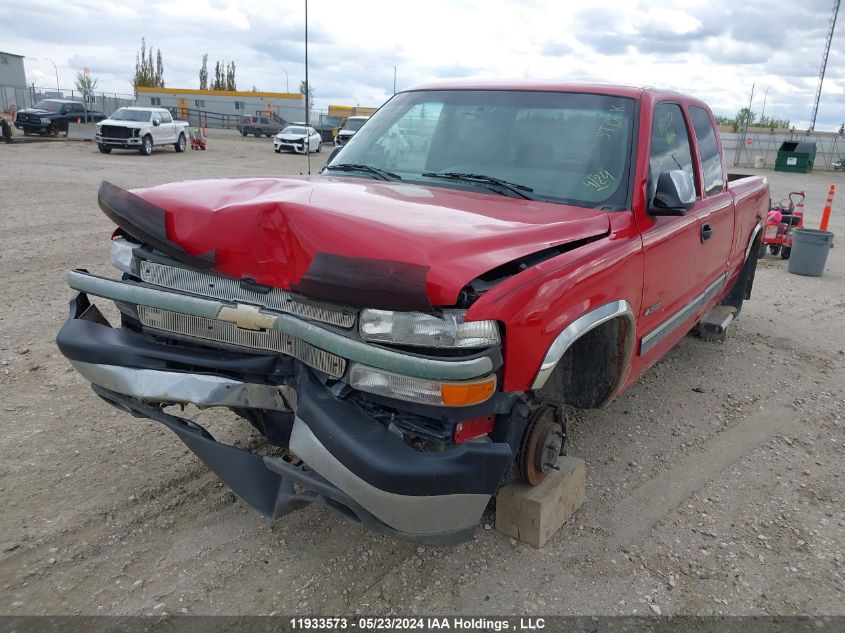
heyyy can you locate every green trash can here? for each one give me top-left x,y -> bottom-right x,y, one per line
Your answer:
787,229 -> 834,277
775,141 -> 817,173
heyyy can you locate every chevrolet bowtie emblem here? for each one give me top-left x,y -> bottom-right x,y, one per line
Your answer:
217,304 -> 278,330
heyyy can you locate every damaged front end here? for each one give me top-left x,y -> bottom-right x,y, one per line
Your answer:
57,182 -> 531,543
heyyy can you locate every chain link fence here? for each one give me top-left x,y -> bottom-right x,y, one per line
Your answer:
1,84 -> 135,116
721,130 -> 844,170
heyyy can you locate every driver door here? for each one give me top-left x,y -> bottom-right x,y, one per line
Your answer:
636,102 -> 702,359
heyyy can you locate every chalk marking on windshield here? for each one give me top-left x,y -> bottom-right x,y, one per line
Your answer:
583,170 -> 616,192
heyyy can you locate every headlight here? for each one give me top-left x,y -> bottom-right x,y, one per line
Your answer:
40,117 -> 50,124
359,309 -> 500,348
348,364 -> 496,407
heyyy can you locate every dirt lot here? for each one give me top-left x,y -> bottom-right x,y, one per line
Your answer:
0,133 -> 842,616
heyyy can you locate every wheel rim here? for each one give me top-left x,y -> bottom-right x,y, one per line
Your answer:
144,139 -> 151,153
179,136 -> 185,150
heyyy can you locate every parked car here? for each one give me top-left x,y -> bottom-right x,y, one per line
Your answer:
334,115 -> 369,146
95,107 -> 190,156
238,115 -> 280,137
57,83 -> 768,544
14,99 -> 106,136
273,125 -> 322,153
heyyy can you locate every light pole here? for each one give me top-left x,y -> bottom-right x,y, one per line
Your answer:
43,57 -> 59,92
283,67 -> 289,93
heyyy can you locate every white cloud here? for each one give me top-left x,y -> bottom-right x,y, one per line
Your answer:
2,0 -> 843,130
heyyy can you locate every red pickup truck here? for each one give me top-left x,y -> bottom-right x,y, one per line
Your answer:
58,83 -> 769,544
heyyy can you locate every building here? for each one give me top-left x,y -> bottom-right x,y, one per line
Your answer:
136,87 -> 305,128
0,51 -> 26,87
0,51 -> 28,113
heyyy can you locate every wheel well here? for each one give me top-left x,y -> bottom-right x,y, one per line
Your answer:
536,316 -> 632,409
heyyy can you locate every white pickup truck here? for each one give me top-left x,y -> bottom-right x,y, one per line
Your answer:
96,107 -> 190,156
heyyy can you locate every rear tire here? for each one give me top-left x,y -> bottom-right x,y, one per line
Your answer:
780,246 -> 792,260
175,133 -> 186,153
140,135 -> 153,156
757,241 -> 767,259
769,244 -> 781,256
98,144 -> 111,154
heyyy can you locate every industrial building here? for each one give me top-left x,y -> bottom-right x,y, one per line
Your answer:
136,86 -> 305,128
0,51 -> 28,113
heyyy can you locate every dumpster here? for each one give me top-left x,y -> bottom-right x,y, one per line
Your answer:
775,141 -> 816,174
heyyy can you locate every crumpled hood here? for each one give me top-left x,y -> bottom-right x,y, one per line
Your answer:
125,176 -> 610,307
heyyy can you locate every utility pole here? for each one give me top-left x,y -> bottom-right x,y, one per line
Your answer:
283,67 -> 289,93
734,83 -> 755,167
810,0 -> 840,131
305,0 -> 311,175
760,86 -> 770,127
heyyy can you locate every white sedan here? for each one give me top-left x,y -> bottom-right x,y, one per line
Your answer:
274,125 -> 322,154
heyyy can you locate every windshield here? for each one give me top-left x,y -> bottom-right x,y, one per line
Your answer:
109,109 -> 153,122
342,118 -> 367,132
282,126 -> 307,135
33,100 -> 62,112
329,90 -> 635,208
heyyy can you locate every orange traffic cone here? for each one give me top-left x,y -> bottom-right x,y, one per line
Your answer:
820,184 -> 835,231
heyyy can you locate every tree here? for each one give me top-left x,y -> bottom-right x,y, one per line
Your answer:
131,38 -> 165,92
210,60 -> 236,91
75,72 -> 98,94
226,61 -> 236,91
199,54 -> 208,90
212,61 -> 223,90
735,107 -> 756,130
299,80 -> 314,109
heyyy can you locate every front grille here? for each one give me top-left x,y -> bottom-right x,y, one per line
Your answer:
139,261 -> 355,328
100,125 -> 134,139
137,306 -> 347,378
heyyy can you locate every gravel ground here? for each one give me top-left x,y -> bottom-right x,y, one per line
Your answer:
0,133 -> 842,616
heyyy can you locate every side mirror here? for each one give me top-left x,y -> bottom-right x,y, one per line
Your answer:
152,118 -> 161,126
649,170 -> 695,216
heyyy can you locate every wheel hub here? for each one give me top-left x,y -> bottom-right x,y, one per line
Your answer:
517,405 -> 566,485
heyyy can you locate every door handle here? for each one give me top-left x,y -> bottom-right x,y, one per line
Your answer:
701,223 -> 713,243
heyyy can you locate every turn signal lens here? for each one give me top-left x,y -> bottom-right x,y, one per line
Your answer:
348,364 -> 497,407
441,379 -> 497,407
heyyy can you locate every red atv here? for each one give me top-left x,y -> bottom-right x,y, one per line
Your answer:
759,191 -> 804,260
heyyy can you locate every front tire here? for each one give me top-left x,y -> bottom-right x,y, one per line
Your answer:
316,141 -> 322,153
98,144 -> 111,154
175,133 -> 186,153
140,135 -> 153,156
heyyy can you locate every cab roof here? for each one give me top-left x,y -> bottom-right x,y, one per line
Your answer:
404,80 -> 701,104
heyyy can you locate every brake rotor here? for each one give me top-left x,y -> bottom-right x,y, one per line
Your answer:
517,405 -> 565,486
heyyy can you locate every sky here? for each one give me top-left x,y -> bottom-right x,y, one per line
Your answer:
2,0 -> 844,130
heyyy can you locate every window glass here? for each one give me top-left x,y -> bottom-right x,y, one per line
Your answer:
649,103 -> 695,202
689,106 -> 724,195
160,111 -> 172,123
333,91 -> 635,208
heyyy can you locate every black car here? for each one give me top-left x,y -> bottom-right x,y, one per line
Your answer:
14,99 -> 106,136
